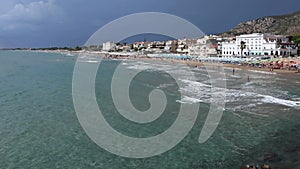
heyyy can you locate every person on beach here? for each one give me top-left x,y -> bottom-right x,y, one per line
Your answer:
270,66 -> 274,72
233,68 -> 235,75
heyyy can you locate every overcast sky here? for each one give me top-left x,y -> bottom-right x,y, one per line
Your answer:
0,0 -> 299,48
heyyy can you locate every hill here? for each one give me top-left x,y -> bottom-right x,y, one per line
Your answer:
221,11 -> 300,36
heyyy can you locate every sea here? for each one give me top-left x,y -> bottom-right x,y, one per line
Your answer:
1,50 -> 300,169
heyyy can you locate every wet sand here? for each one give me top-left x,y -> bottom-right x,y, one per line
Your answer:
134,57 -> 300,75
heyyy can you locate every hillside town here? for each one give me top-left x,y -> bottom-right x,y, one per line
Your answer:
95,33 -> 300,72
100,33 -> 299,59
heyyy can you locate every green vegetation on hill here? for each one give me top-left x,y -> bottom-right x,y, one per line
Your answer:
292,34 -> 300,44
292,34 -> 300,54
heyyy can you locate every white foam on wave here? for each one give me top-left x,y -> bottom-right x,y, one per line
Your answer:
124,61 -> 300,111
230,75 -> 241,78
243,81 -> 255,86
179,79 -> 228,104
248,70 -> 276,75
293,98 -> 300,101
86,60 -> 99,63
260,95 -> 300,108
78,60 -> 99,63
180,78 -> 300,110
127,63 -> 174,72
224,67 -> 243,71
127,65 -> 156,70
180,79 -> 211,88
227,88 -> 300,109
176,96 -> 202,104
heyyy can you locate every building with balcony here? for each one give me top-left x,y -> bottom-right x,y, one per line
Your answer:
221,33 -> 298,57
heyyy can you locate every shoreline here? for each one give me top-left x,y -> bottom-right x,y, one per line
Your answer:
173,59 -> 300,74
125,56 -> 300,75
30,49 -> 300,75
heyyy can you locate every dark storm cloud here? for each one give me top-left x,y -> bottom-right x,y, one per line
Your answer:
0,0 -> 300,48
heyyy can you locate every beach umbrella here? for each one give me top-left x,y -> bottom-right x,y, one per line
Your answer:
249,60 -> 258,64
260,60 -> 268,63
269,58 -> 280,62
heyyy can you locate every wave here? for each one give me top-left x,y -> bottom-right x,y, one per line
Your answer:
248,70 -> 277,75
179,78 -> 300,110
124,61 -> 300,111
176,96 -> 202,104
230,75 -> 241,78
79,60 -> 99,63
224,67 -> 243,71
260,95 -> 300,108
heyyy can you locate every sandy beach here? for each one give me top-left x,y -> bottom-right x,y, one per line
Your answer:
171,59 -> 300,74
34,49 -> 300,75
120,56 -> 300,75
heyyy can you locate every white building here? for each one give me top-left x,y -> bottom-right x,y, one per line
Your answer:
102,42 -> 116,51
188,36 -> 218,57
133,42 -> 151,50
176,44 -> 189,54
221,33 -> 298,57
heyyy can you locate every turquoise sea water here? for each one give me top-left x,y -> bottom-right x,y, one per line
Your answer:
1,50 -> 300,168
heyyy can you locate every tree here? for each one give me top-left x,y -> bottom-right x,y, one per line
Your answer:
240,41 -> 246,57
292,34 -> 300,55
292,34 -> 300,44
75,46 -> 82,51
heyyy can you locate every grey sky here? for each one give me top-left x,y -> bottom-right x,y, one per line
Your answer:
0,0 -> 299,48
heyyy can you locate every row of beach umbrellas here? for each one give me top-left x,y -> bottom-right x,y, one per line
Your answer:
148,54 -> 300,68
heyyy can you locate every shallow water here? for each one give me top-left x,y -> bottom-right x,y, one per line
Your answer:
0,51 -> 300,168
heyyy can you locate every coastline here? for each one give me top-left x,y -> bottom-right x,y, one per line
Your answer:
171,59 -> 300,74
119,56 -> 300,75
30,49 -> 300,75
